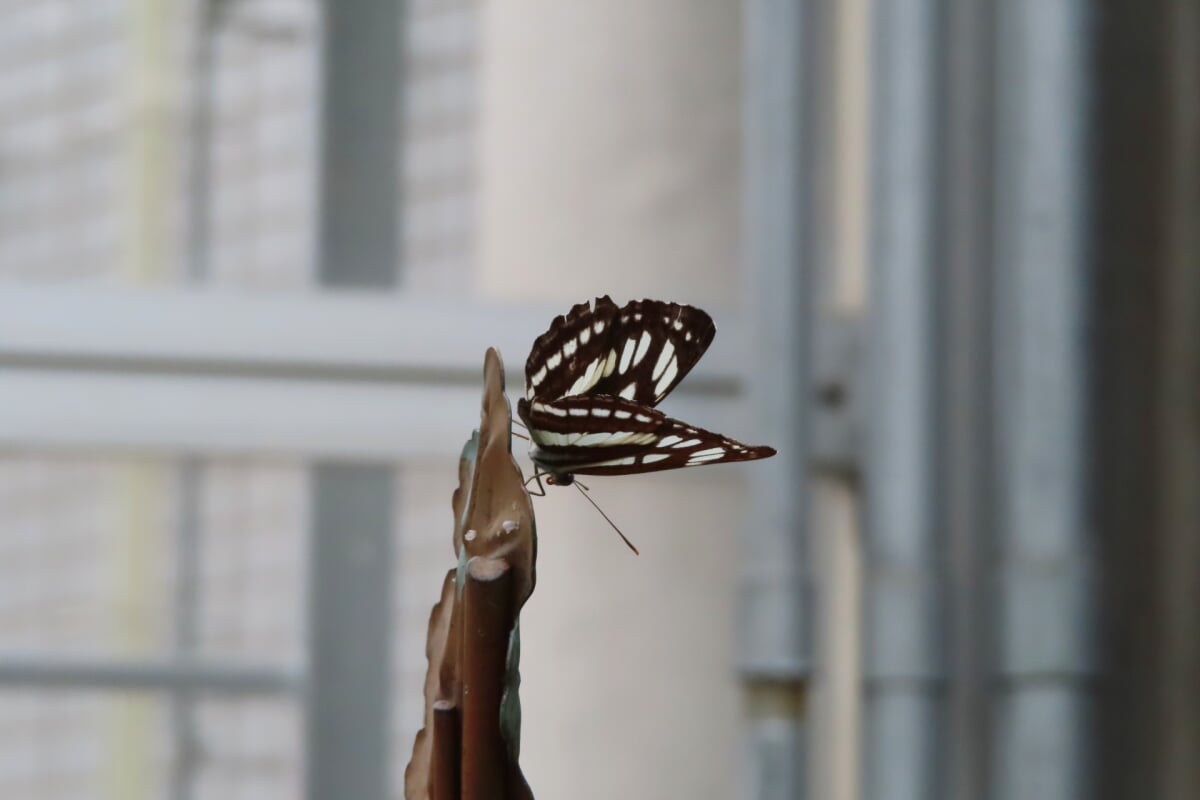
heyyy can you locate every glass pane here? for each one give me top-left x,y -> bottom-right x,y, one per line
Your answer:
0,457 -> 308,663
0,457 -> 172,656
0,691 -> 169,798
192,462 -> 307,663
0,0 -> 480,295
186,698 -> 303,799
0,456 -> 310,796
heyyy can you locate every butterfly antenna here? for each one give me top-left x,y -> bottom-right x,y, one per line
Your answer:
573,481 -> 639,555
511,429 -> 530,442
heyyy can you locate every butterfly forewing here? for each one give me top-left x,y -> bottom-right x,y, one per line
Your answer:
524,296 -> 715,407
518,395 -> 776,476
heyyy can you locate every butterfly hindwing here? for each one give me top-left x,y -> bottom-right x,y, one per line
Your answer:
524,296 -> 715,406
517,395 -> 776,477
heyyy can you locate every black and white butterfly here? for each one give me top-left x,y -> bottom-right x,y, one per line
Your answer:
517,296 -> 776,491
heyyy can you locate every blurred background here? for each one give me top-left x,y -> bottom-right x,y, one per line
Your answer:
0,1 -> 1195,799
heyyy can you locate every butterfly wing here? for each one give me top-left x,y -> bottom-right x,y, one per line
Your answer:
517,395 -> 776,476
524,296 -> 715,406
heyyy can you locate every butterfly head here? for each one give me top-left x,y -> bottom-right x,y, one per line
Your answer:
545,472 -> 575,487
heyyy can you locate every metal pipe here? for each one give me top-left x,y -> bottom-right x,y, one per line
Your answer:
0,656 -> 300,695
991,1 -> 1096,798
183,0 -> 219,284
305,465 -> 395,800
862,1 -> 943,799
316,0 -> 402,289
743,0 -> 819,796
941,0 -> 998,795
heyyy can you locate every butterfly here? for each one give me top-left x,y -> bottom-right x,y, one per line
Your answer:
516,296 -> 776,494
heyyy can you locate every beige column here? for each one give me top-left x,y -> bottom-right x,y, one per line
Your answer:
475,4 -> 749,800
476,1 -> 744,308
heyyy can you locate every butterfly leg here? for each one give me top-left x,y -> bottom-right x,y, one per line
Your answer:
524,466 -> 547,497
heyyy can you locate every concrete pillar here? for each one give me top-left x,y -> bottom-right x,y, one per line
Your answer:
475,5 -> 752,799
477,1 -> 743,307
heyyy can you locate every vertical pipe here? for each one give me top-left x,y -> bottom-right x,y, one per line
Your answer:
743,0 -> 816,797
169,462 -> 202,800
940,0 -> 997,795
184,0 -> 219,285
1157,6 -> 1200,796
991,2 -> 1095,799
307,4 -> 402,797
316,0 -> 402,289
305,466 -> 395,800
862,1 -> 942,799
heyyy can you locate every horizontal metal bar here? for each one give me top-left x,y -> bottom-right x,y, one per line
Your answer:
0,287 -> 752,459
0,368 -> 745,460
0,655 -> 302,695
0,287 -> 746,391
